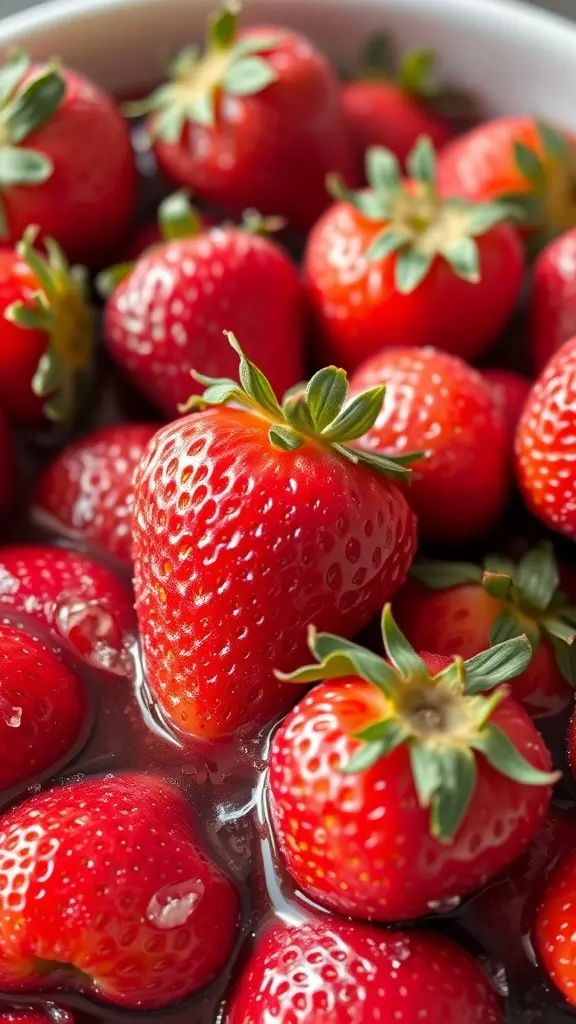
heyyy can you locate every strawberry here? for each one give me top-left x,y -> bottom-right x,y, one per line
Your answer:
395,542 -> 576,717
0,774 -> 239,1009
224,916 -> 503,1023
515,336 -> 576,541
342,35 -> 462,173
33,423 -> 158,566
531,226 -> 576,372
0,51 -> 136,264
482,369 -> 531,452
304,138 -> 524,369
467,809 -> 576,970
105,222 -> 304,419
437,116 -> 576,249
268,606 -> 556,922
349,346 -> 510,543
132,335 -> 417,739
534,845 -> 576,1007
130,6 -> 355,232
0,411 -> 14,518
0,228 -> 92,424
0,623 -> 85,791
0,545 -> 136,677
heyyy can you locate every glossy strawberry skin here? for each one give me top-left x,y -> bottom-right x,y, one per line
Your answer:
0,624 -> 85,791
304,201 -> 523,370
0,774 -> 239,1009
105,228 -> 304,419
33,424 -> 158,566
394,579 -> 572,717
224,917 -> 503,1024
269,671 -> 552,923
350,347 -> 510,543
342,80 -> 453,172
4,66 -> 136,265
133,406 -> 416,739
482,369 -> 531,453
0,545 -> 136,675
151,26 -> 355,233
515,337 -> 576,541
0,411 -> 13,517
534,847 -> 576,1007
437,116 -> 576,236
531,227 -> 576,372
0,248 -> 51,423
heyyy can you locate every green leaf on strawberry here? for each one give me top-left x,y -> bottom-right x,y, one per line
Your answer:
126,4 -> 280,137
276,604 -> 559,842
4,226 -> 93,421
181,331 -> 425,482
411,543 -> 576,689
331,136 -> 519,294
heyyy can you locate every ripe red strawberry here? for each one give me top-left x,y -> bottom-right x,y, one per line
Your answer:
0,774 -> 239,1008
482,369 -> 531,452
531,227 -> 576,372
0,228 -> 92,423
224,916 -> 504,1023
0,412 -> 14,518
131,6 -> 355,232
105,224 -> 304,418
0,623 -> 85,791
534,846 -> 576,1006
437,116 -> 576,248
395,543 -> 576,717
305,138 -> 524,369
33,423 -> 158,566
0,52 -> 136,264
342,35 -> 462,173
349,346 -> 510,543
133,335 -> 417,739
0,545 -> 136,677
515,336 -> 576,541
467,809 -> 576,970
269,606 -> 556,923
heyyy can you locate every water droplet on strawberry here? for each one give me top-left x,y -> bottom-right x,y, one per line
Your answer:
145,878 -> 205,930
0,694 -> 22,727
54,592 -> 135,677
426,894 -> 461,913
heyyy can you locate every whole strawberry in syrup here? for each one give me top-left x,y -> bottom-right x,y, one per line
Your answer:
396,542 -> 576,716
0,51 -> 136,263
224,916 -> 504,1023
33,423 -> 158,567
0,623 -> 85,791
515,335 -> 576,541
131,5 -> 355,231
305,137 -> 524,369
269,606 -> 556,922
105,215 -> 304,419
133,334 -> 417,739
0,774 -> 239,1009
0,228 -> 92,424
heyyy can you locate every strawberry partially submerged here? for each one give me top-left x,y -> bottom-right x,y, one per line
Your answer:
269,605 -> 556,922
133,334 -> 418,739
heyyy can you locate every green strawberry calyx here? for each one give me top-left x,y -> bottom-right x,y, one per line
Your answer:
352,33 -> 474,120
126,3 -> 281,138
276,604 -> 558,843
412,542 -> 576,688
328,136 -> 518,294
0,51 -> 66,235
181,331 -> 424,482
504,121 -> 576,248
5,226 -> 93,422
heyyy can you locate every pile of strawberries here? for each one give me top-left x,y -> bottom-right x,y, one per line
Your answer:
2,5 -> 576,1022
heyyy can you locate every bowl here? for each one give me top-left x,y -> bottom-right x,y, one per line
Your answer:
1,0 -> 576,130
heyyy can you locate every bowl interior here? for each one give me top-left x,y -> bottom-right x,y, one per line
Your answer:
1,0 -> 576,126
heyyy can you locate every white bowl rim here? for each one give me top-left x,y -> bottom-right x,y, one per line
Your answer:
1,0 -> 576,48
